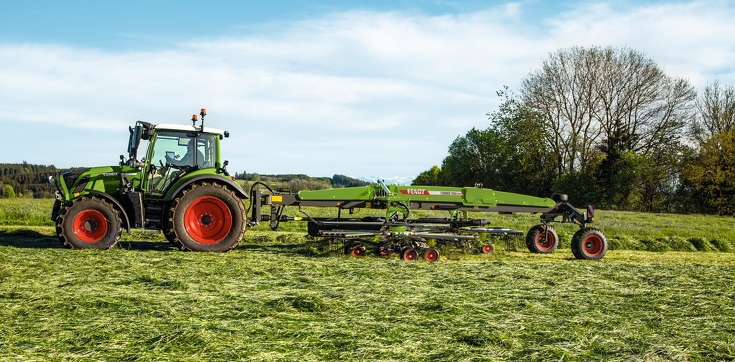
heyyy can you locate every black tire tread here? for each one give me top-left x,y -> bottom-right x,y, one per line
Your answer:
571,227 -> 608,260
56,196 -> 122,250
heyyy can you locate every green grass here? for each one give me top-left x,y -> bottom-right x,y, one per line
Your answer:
2,199 -> 735,360
1,229 -> 735,361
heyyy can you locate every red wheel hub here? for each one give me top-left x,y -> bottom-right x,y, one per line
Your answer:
583,235 -> 603,256
184,196 -> 233,244
482,244 -> 494,254
536,231 -> 555,250
73,210 -> 108,243
424,249 -> 439,262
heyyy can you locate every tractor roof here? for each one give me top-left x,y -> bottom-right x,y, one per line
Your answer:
154,123 -> 226,136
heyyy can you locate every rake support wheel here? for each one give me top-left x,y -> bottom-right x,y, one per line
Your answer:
571,228 -> 608,260
422,248 -> 440,262
56,196 -> 122,250
345,243 -> 366,257
526,224 -> 559,254
401,248 -> 419,261
166,182 -> 245,252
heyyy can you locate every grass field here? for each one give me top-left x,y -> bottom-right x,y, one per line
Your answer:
1,198 -> 735,360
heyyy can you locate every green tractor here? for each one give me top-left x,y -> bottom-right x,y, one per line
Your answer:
50,109 -> 247,251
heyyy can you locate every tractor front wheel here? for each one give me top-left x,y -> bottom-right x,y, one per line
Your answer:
167,182 -> 245,252
56,196 -> 122,250
526,224 -> 559,254
571,228 -> 608,260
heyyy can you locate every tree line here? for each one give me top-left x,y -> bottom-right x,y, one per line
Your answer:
413,46 -> 735,216
235,172 -> 370,192
0,163 -> 372,199
0,162 -> 59,199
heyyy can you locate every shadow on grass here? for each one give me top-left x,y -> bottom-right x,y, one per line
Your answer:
0,229 -> 177,251
0,229 -> 61,248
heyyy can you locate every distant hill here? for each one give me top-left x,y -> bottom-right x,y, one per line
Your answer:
356,176 -> 414,186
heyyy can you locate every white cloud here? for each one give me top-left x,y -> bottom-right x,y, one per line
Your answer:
1,1 -> 735,178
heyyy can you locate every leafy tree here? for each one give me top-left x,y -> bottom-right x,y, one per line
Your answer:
679,81 -> 735,215
680,130 -> 735,216
433,89 -> 555,196
412,166 -> 442,186
4,184 -> 16,199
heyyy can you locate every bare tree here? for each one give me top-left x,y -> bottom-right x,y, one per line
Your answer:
521,46 -> 603,175
694,80 -> 735,143
520,46 -> 695,174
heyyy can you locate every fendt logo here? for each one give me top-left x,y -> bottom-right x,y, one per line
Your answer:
401,189 -> 428,195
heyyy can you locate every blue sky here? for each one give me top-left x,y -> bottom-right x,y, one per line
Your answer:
1,1 -> 734,180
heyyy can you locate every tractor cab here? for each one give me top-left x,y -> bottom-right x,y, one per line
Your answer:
123,110 -> 231,198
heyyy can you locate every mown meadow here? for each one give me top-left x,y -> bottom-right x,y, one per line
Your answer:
1,198 -> 735,360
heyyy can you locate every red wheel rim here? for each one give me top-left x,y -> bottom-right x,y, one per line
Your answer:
377,245 -> 390,256
536,231 -> 555,251
583,235 -> 603,256
424,249 -> 438,262
404,249 -> 418,261
184,196 -> 233,244
73,209 -> 108,243
483,244 -> 494,254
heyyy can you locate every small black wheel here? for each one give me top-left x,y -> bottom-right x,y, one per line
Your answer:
526,224 -> 559,254
422,248 -> 440,262
400,248 -> 419,261
345,243 -> 366,257
56,196 -> 122,250
166,182 -> 245,252
571,228 -> 608,260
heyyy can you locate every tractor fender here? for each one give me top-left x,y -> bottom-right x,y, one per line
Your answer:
164,175 -> 248,201
78,191 -> 132,234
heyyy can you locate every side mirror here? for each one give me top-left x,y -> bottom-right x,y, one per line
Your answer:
48,175 -> 56,185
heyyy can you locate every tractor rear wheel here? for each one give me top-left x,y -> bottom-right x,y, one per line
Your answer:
56,196 -> 122,250
571,228 -> 608,260
167,182 -> 245,252
525,224 -> 559,254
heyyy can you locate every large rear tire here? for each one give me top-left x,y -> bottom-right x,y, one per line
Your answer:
167,182 -> 245,252
571,228 -> 607,260
525,224 -> 558,254
56,196 -> 122,250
